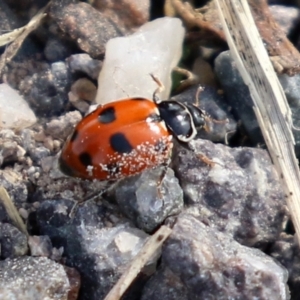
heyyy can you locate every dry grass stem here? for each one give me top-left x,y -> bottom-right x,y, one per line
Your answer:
0,186 -> 28,236
0,4 -> 48,76
215,0 -> 300,246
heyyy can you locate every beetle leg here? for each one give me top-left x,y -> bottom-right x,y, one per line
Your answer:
68,189 -> 107,218
195,152 -> 216,167
155,158 -> 172,198
194,85 -> 229,133
187,141 -> 223,167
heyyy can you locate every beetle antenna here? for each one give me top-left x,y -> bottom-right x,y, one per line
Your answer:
150,73 -> 164,103
195,85 -> 204,106
202,114 -> 229,133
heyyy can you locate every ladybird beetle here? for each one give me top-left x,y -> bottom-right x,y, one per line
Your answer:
59,77 -> 208,180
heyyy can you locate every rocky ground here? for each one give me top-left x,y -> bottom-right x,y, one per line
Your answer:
0,0 -> 300,299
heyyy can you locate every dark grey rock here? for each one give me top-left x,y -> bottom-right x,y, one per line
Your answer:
0,169 -> 28,206
172,138 -> 286,247
215,50 -> 300,157
214,51 -> 264,145
270,233 -> 300,300
67,53 -> 102,80
67,224 -> 149,300
29,146 -> 50,163
0,223 -> 28,258
36,199 -> 75,231
141,214 -> 289,300
141,265 -> 188,300
35,198 -> 152,300
110,167 -> 184,232
0,205 -> 9,224
0,256 -> 70,300
0,1 -> 22,32
50,1 -> 123,58
22,62 -> 71,117
44,37 -> 75,62
51,62 -> 71,94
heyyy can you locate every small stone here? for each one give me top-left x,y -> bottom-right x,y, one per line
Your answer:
96,17 -> 185,104
28,235 -> 53,257
53,139 -> 61,150
29,146 -> 50,163
51,247 -> 64,262
0,133 -> 26,165
111,167 -> 184,232
43,136 -> 54,151
44,37 -> 74,62
270,233 -> 300,299
26,166 -> 37,176
0,84 -> 37,130
18,208 -> 29,220
0,257 -> 70,299
114,231 -> 141,253
93,0 -> 150,30
67,53 -> 102,80
33,129 -> 46,142
70,78 -> 97,102
63,266 -> 81,300
0,169 -> 28,205
40,156 -> 56,173
0,223 -> 28,258
32,202 -> 40,209
45,111 -> 82,140
69,78 -> 97,113
21,64 -> 71,117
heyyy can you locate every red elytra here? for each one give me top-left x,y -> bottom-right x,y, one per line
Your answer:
59,98 -> 173,180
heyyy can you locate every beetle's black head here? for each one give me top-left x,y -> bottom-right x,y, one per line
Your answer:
157,100 -> 207,142
184,103 -> 206,129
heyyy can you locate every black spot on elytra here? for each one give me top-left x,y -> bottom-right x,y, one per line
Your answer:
98,107 -> 116,124
70,130 -> 78,142
59,156 -> 75,176
110,133 -> 133,153
147,112 -> 161,123
79,152 -> 92,167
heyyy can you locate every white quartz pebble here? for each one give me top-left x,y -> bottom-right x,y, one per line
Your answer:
0,84 -> 37,130
96,17 -> 185,104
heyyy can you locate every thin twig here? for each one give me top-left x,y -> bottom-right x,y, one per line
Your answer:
104,225 -> 172,300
